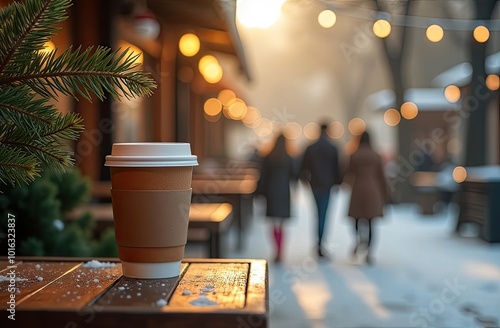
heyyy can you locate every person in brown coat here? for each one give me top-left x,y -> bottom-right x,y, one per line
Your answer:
344,131 -> 390,264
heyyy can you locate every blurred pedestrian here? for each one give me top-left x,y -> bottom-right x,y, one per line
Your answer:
343,131 -> 390,264
256,134 -> 296,263
300,123 -> 341,259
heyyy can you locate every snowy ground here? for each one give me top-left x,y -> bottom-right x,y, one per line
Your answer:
186,183 -> 500,328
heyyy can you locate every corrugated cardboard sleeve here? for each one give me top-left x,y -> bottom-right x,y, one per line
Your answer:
111,189 -> 192,249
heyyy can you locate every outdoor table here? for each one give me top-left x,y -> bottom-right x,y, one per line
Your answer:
191,178 -> 257,250
69,203 -> 233,258
0,257 -> 268,328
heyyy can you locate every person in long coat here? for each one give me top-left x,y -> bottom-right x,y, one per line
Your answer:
344,131 -> 390,264
256,134 -> 296,263
300,123 -> 341,259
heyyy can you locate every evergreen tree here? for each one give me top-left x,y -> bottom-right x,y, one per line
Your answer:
0,0 -> 156,186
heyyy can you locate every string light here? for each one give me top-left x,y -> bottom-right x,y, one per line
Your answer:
318,9 -> 336,28
319,1 -> 500,31
426,24 -> 444,42
373,19 -> 391,38
444,85 -> 461,103
401,102 -> 419,120
178,33 -> 200,57
473,25 -> 490,42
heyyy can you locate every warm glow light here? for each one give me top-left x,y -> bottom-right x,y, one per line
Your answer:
318,10 -> 336,28
444,85 -> 461,103
473,26 -> 489,43
401,102 -> 418,120
486,74 -> 499,91
304,122 -> 320,140
218,89 -> 237,106
347,118 -> 366,136
254,118 -> 273,137
453,166 -> 467,183
242,107 -> 261,127
426,24 -> 444,42
204,98 -> 222,116
328,121 -> 344,139
283,122 -> 302,139
118,41 -> 143,64
227,98 -> 247,120
236,0 -> 285,29
384,108 -> 401,126
39,40 -> 55,54
199,56 -> 223,84
198,55 -> 218,72
373,19 -> 391,38
179,33 -> 200,57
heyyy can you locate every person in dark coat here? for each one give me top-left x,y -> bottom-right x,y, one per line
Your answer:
300,123 -> 341,259
344,131 -> 390,264
256,134 -> 296,263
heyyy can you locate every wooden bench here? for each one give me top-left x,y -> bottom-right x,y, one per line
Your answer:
69,203 -> 233,258
0,257 -> 268,328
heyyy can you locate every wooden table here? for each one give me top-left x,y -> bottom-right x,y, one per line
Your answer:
0,257 -> 268,328
188,203 -> 233,257
69,203 -> 233,258
191,179 -> 257,250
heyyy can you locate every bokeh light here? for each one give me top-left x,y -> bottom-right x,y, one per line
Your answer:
236,0 -> 285,29
253,118 -> 274,137
401,102 -> 419,120
39,40 -> 55,54
303,122 -> 320,140
203,98 -> 222,116
242,107 -> 261,127
328,121 -> 345,139
452,166 -> 467,183
426,24 -> 444,42
283,122 -> 302,139
218,89 -> 236,106
486,74 -> 499,91
178,33 -> 200,57
373,19 -> 391,38
473,26 -> 489,43
118,41 -> 143,64
384,108 -> 401,126
347,118 -> 366,136
444,85 -> 461,103
318,10 -> 336,28
227,98 -> 247,120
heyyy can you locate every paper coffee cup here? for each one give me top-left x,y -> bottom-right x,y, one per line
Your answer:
105,143 -> 198,279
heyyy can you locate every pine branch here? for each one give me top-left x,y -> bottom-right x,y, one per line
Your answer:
0,0 -> 71,74
40,112 -> 84,140
1,125 -> 75,170
0,146 -> 41,186
2,46 -> 157,101
0,85 -> 57,131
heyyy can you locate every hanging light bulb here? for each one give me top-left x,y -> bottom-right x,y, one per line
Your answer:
426,24 -> 444,42
179,33 -> 200,57
373,19 -> 391,38
473,25 -> 489,43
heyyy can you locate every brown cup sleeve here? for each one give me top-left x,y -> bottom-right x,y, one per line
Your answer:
111,189 -> 192,248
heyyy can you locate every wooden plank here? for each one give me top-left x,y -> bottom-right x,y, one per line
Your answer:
168,262 -> 248,309
0,261 -> 21,272
0,262 -> 81,306
19,261 -> 122,309
96,263 -> 188,308
245,260 -> 268,314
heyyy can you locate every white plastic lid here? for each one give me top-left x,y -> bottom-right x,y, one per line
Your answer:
105,143 -> 198,167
